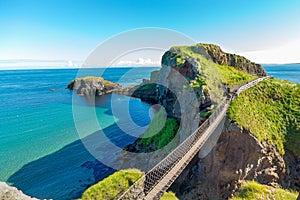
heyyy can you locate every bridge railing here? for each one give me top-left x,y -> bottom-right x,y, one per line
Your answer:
118,76 -> 270,199
118,97 -> 228,199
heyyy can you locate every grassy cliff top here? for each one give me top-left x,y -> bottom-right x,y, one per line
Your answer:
75,76 -> 117,87
81,168 -> 178,200
81,169 -> 143,200
75,76 -> 104,81
230,181 -> 298,200
160,191 -> 179,200
228,78 -> 300,156
163,44 -> 257,87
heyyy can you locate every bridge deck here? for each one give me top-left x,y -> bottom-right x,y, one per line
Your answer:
119,76 -> 271,200
144,102 -> 229,200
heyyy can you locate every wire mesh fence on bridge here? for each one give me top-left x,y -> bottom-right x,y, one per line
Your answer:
118,76 -> 270,200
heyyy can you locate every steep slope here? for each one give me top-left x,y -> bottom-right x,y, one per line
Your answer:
120,44 -> 299,199
171,78 -> 300,199
230,181 -> 298,200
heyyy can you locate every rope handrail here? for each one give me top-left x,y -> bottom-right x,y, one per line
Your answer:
118,76 -> 271,200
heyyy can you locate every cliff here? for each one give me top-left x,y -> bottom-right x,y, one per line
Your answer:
66,76 -> 123,96
170,116 -> 296,199
162,43 -> 266,76
120,44 -> 299,199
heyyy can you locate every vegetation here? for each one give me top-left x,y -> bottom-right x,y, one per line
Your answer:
166,45 -> 256,86
230,181 -> 298,200
103,79 -> 117,88
81,169 -> 143,200
200,110 -> 212,118
138,108 -> 179,149
228,78 -> 300,156
160,191 -> 179,200
163,45 -> 257,104
75,76 -> 116,88
76,76 -> 104,81
138,83 -> 157,91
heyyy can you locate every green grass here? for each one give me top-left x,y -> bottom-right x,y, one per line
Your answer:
162,45 -> 256,104
138,108 -> 179,149
81,169 -> 143,200
160,191 -> 179,200
103,79 -> 117,88
138,83 -> 157,91
75,76 -> 116,88
165,45 -> 256,86
230,181 -> 298,200
228,78 -> 300,156
76,76 -> 104,82
200,110 -> 212,118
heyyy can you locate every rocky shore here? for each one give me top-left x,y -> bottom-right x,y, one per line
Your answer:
0,182 -> 38,200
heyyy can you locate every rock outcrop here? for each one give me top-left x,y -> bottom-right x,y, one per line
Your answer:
66,76 -> 123,96
0,182 -> 38,200
192,43 -> 267,76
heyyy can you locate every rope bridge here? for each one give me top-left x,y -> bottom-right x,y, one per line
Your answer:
118,76 -> 270,200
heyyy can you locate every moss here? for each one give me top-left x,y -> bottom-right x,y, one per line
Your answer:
81,169 -> 143,200
160,191 -> 179,200
228,78 -> 300,156
230,181 -> 298,200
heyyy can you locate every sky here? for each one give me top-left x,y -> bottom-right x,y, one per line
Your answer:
1,0 -> 300,68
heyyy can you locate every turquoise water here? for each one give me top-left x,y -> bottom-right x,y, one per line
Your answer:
0,65 -> 298,199
0,67 -> 159,199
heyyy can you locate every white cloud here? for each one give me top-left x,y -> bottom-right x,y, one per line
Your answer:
239,39 -> 300,64
0,60 -> 82,70
117,57 -> 160,66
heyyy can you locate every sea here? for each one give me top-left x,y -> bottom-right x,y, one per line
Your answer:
0,64 -> 299,199
263,64 -> 300,84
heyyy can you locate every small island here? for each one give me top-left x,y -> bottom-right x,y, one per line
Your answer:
66,76 -> 123,96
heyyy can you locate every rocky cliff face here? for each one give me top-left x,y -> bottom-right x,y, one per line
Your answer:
120,44 -> 298,199
191,44 -> 267,76
170,117 -> 298,199
66,76 -> 123,96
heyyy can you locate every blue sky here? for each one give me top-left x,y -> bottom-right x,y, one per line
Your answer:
1,0 -> 300,66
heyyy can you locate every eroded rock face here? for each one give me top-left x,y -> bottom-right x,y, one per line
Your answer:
0,182 -> 38,200
66,76 -> 123,96
170,117 -> 291,200
192,44 -> 267,76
